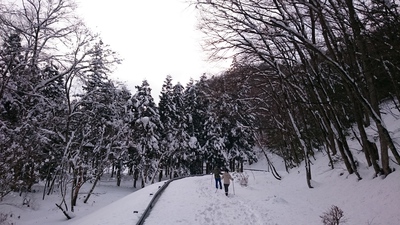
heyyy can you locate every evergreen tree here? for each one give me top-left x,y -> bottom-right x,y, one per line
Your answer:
203,110 -> 226,168
0,33 -> 23,99
110,84 -> 133,187
192,74 -> 225,172
169,82 -> 192,176
218,93 -> 257,171
159,75 -> 174,131
0,33 -> 24,125
0,32 -> 43,193
193,74 -> 211,150
183,79 -> 203,174
130,80 -> 162,187
183,75 -> 220,173
158,75 -> 177,179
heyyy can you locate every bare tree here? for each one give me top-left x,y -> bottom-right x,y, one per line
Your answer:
0,0 -> 101,218
192,0 -> 400,182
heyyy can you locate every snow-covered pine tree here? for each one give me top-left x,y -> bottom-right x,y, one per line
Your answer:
109,84 -> 133,187
193,74 -> 212,150
130,80 -> 162,188
186,74 -> 215,173
223,105 -> 257,171
0,32 -> 26,197
0,31 -> 59,193
158,75 -> 175,180
195,73 -> 258,172
202,109 -> 226,169
214,74 -> 257,172
0,33 -> 23,100
159,75 -> 174,128
169,82 -> 192,177
183,79 -> 202,174
198,77 -> 227,170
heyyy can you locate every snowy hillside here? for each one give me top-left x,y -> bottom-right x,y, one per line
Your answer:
145,156 -> 400,225
2,150 -> 399,225
2,104 -> 400,225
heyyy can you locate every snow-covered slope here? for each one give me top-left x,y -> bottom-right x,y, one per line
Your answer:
2,150 -> 399,225
2,103 -> 400,225
143,153 -> 400,225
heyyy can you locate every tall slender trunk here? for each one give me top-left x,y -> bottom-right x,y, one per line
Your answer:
337,140 -> 353,174
288,110 -> 313,188
116,160 -> 121,187
84,171 -> 102,204
353,98 -> 381,174
133,168 -> 139,188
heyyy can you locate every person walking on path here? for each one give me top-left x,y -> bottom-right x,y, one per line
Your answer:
213,167 -> 222,189
221,168 -> 234,196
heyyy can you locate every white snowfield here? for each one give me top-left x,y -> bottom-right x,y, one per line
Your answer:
144,170 -> 400,225
68,154 -> 400,225
3,105 -> 400,225
3,154 -> 400,225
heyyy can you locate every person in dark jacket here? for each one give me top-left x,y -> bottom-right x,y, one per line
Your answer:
213,167 -> 222,189
221,168 -> 234,196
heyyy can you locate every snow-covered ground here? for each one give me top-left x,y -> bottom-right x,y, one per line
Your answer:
145,161 -> 400,225
2,104 -> 400,225
2,152 -> 399,225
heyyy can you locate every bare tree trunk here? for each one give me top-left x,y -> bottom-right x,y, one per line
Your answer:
254,133 -> 281,180
378,124 -> 391,175
116,160 -> 121,187
71,167 -> 86,211
158,170 -> 163,182
83,171 -> 102,204
133,168 -> 139,188
141,170 -> 145,188
56,203 -> 72,220
47,171 -> 58,196
288,110 -> 313,188
353,98 -> 381,175
111,162 -> 115,178
337,140 -> 353,174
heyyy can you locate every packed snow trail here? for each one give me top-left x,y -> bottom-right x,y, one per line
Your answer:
144,175 -> 272,225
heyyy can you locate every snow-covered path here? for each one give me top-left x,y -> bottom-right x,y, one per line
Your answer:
144,175 -> 269,225
141,161 -> 400,225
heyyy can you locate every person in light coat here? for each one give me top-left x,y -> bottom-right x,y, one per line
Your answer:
221,168 -> 234,196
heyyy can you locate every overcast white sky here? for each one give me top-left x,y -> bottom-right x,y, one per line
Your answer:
76,0 -> 230,102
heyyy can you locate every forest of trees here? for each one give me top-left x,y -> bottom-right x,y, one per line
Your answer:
0,0 -> 399,218
192,0 -> 400,187
0,0 -> 257,215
